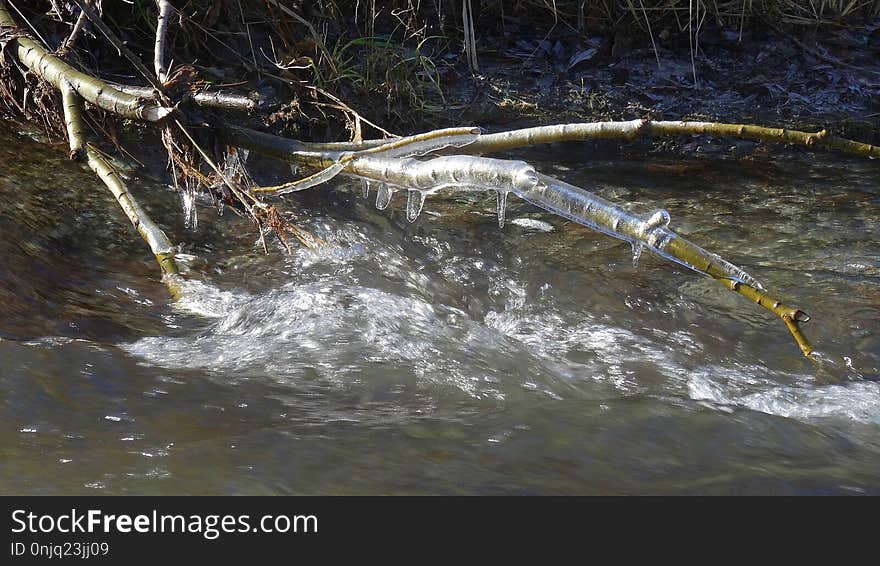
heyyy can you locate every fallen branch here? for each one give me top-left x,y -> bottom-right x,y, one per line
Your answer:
305,119 -> 880,159
0,7 -> 170,121
60,80 -> 182,297
112,83 -> 269,113
69,0 -> 169,97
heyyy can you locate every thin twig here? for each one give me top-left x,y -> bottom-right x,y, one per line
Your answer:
264,0 -> 338,75
235,0 -> 261,80
306,85 -> 397,138
60,5 -> 88,51
6,0 -> 49,47
69,0 -> 169,97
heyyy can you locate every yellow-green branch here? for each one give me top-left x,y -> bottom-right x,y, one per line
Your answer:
60,81 -> 182,297
461,120 -> 880,158
303,120 -> 880,159
665,238 -> 813,356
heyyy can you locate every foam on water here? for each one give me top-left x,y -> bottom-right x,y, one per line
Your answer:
123,209 -> 879,428
125,279 -> 544,401
172,279 -> 251,319
689,368 -> 880,425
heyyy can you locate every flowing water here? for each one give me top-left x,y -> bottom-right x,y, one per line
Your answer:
1,125 -> 878,495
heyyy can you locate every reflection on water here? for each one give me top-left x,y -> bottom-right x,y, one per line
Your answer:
1,125 -> 878,494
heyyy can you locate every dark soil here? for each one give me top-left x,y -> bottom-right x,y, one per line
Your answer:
4,2 -> 879,155
445,20 -> 880,148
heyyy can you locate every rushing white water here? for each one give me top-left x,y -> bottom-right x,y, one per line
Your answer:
688,368 -> 880,425
123,203 -> 878,427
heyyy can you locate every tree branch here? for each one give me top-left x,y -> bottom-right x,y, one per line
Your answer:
60,80 -> 182,296
154,0 -> 173,83
0,4 -> 171,121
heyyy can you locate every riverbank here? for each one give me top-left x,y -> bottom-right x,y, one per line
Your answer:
4,3 -> 878,150
435,21 -> 880,154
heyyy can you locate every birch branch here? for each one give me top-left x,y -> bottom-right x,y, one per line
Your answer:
154,0 -> 173,83
60,80 -> 182,297
0,4 -> 171,121
69,0 -> 169,97
113,83 -> 269,113
301,120 -> 880,159
457,120 -> 880,158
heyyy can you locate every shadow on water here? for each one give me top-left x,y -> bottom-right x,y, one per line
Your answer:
1,124 -> 878,494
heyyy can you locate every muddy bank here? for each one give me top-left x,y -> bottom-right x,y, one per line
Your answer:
443,21 -> 880,149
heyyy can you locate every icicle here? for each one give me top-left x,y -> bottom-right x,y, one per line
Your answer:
631,242 -> 643,268
375,184 -> 393,210
496,190 -> 508,228
182,188 -> 197,230
406,189 -> 426,223
361,179 -> 371,199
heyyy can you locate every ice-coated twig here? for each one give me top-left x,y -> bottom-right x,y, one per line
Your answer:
522,173 -> 765,290
253,127 -> 482,195
522,176 -> 811,358
254,162 -> 346,194
346,154 -> 538,192
354,127 -> 481,158
343,153 -> 812,356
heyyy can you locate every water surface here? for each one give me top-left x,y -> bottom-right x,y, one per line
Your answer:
1,126 -> 878,494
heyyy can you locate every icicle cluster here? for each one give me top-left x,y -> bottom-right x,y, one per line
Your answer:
258,126 -> 765,290
345,153 -> 763,290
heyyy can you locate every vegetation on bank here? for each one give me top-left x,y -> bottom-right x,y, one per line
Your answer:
3,1 -> 879,133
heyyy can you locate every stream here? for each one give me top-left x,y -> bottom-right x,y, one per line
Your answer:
1,124 -> 878,494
